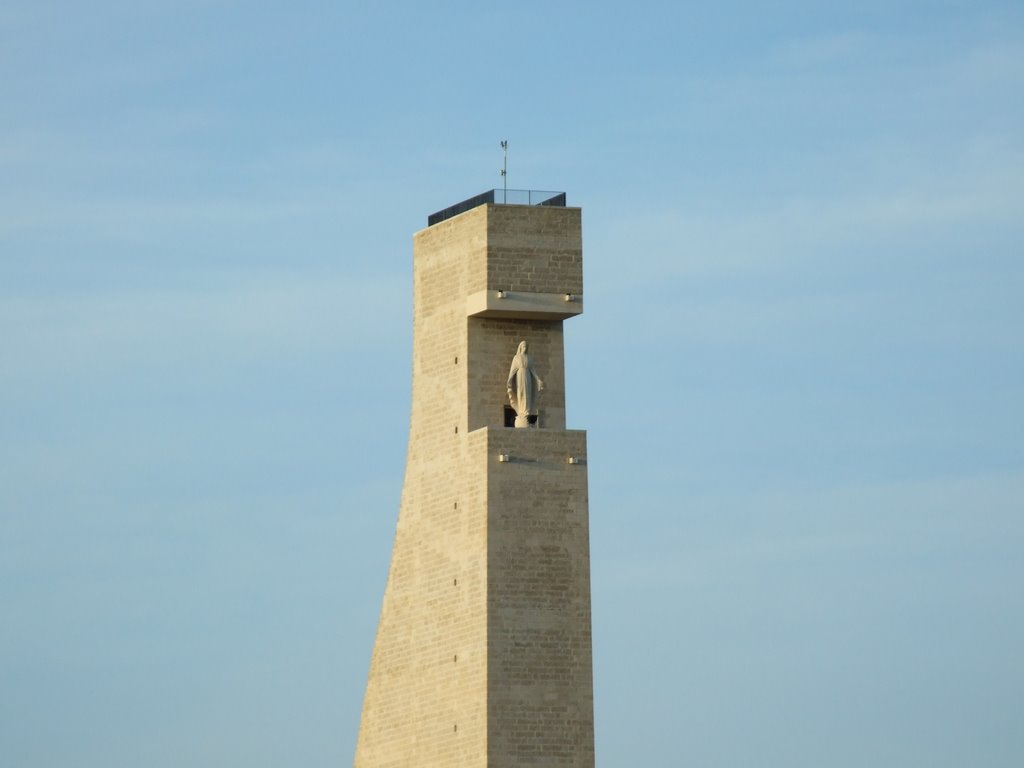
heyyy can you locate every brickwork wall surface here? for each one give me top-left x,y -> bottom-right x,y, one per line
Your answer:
355,210 -> 487,768
486,429 -> 593,768
465,205 -> 583,297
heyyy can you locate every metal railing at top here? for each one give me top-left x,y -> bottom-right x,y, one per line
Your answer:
427,189 -> 566,227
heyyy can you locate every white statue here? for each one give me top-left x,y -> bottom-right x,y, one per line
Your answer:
506,340 -> 544,428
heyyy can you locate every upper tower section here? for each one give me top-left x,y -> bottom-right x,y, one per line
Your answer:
421,190 -> 583,321
411,192 -> 583,435
467,202 -> 583,320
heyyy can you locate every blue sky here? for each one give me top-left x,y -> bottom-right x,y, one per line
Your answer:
2,1 -> 1022,765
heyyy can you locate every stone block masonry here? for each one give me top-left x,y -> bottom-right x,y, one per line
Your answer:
354,201 -> 593,767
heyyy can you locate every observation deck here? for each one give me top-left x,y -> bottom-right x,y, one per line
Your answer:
427,188 -> 566,226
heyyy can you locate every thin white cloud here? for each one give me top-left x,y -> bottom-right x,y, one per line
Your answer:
602,468 -> 1024,590
601,138 -> 1024,283
952,40 -> 1024,85
0,273 -> 407,380
0,126 -> 377,240
775,30 -> 872,67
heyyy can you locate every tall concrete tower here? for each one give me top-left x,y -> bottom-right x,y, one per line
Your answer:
354,191 -> 593,767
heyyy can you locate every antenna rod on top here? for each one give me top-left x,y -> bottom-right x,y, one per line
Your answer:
500,140 -> 508,202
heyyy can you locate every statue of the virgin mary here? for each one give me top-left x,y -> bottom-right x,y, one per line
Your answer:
506,340 -> 544,428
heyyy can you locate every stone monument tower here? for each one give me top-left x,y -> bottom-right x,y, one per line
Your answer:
354,190 -> 593,767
